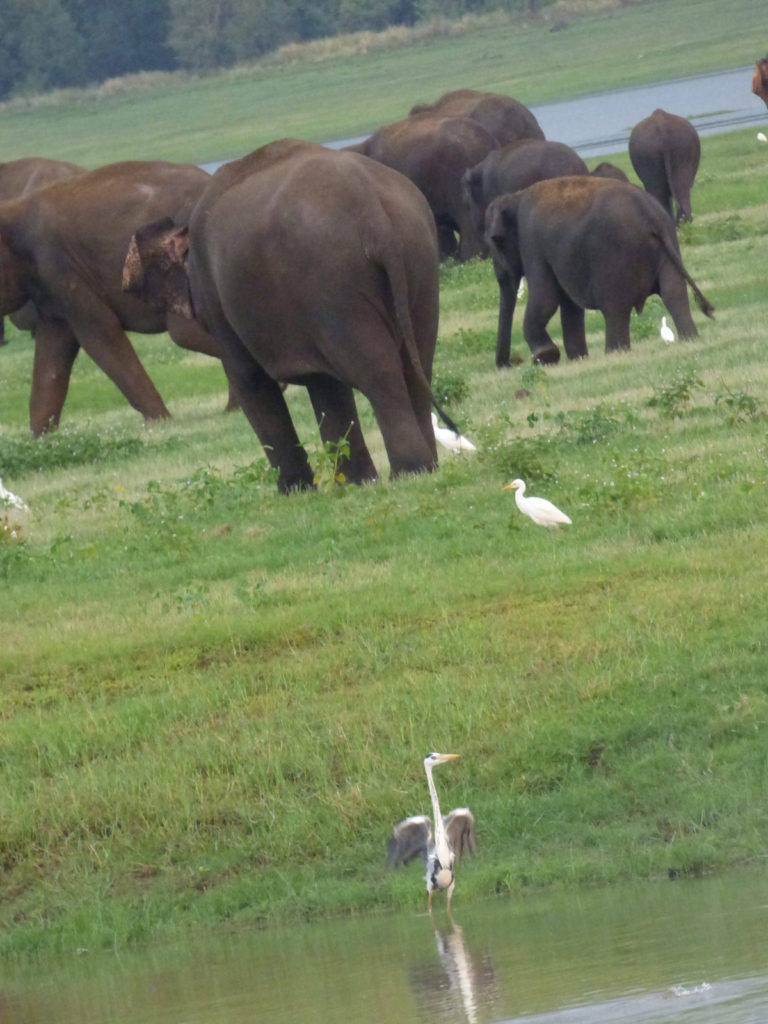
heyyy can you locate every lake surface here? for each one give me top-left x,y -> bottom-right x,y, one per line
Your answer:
200,64 -> 767,173
5,870 -> 768,1023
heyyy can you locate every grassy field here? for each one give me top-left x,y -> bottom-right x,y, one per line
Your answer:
2,116 -> 768,956
0,0 -> 763,167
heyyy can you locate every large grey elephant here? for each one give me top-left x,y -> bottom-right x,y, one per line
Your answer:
0,157 -> 84,345
0,160 -> 233,434
486,176 -> 714,366
409,88 -> 544,146
462,139 -> 588,247
123,140 -> 445,493
355,114 -> 498,261
628,109 -> 701,224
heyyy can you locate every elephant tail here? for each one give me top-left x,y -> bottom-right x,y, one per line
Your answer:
651,226 -> 715,320
372,235 -> 461,435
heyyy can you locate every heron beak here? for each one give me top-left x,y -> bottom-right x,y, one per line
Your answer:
437,753 -> 459,762
502,483 -> 514,491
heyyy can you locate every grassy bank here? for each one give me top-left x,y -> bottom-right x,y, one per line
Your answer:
0,0 -> 763,167
2,122 -> 768,957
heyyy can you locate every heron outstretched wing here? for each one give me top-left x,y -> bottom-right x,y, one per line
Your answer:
387,815 -> 432,867
444,808 -> 477,864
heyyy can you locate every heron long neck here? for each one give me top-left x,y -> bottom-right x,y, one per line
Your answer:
426,762 -> 451,864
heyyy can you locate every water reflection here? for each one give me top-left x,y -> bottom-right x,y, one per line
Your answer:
5,871 -> 768,1024
410,918 -> 497,1024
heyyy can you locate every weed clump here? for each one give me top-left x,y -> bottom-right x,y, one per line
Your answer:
647,368 -> 705,419
0,426 -> 147,476
432,370 -> 470,406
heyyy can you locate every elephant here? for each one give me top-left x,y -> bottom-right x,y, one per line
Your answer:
0,157 -> 84,345
752,57 -> 768,108
486,176 -> 714,366
0,160 -> 234,434
461,139 -> 588,246
123,140 -> 444,494
356,114 -> 498,260
590,161 -> 629,182
409,89 -> 545,146
628,108 -> 701,224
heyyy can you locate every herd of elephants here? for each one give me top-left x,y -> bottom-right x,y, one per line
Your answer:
4,61 -> 767,493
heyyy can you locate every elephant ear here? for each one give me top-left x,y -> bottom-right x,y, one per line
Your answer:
485,196 -> 515,253
123,217 -> 193,320
0,232 -> 27,315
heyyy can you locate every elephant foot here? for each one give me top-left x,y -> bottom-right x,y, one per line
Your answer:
532,344 -> 560,365
277,468 -> 316,494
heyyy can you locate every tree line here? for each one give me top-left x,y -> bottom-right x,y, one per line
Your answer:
0,0 -> 537,100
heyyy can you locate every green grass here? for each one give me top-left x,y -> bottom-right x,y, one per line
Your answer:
0,0 -> 763,167
2,122 -> 768,957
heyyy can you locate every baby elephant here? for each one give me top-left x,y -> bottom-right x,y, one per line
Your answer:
629,108 -> 701,224
486,176 -> 714,366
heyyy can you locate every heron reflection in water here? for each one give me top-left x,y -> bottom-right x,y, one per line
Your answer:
409,917 -> 497,1024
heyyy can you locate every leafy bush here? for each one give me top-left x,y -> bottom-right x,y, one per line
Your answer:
554,402 -> 637,445
714,385 -> 762,424
478,419 -> 556,483
0,426 -> 147,476
432,370 -> 470,406
647,369 -> 705,419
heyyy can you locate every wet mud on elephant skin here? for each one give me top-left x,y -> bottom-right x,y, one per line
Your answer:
486,176 -> 714,367
123,140 -> 443,494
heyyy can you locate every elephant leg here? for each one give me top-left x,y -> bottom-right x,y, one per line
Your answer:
215,322 -> 314,493
350,324 -> 436,478
658,262 -> 697,339
436,220 -> 458,261
522,268 -> 561,364
65,303 -> 170,421
0,318 -> 5,346
166,312 -> 239,411
494,267 -> 521,368
29,319 -> 81,435
305,374 -> 378,484
559,294 -> 588,359
603,307 -> 631,352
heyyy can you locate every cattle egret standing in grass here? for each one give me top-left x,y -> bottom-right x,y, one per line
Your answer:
431,413 -> 477,453
660,316 -> 675,343
757,132 -> 767,143
503,478 -> 571,527
0,478 -> 28,511
387,752 -> 477,914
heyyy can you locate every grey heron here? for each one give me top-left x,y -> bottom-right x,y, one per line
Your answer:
387,752 -> 477,912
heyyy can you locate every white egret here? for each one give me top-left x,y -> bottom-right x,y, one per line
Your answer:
0,478 -> 28,511
431,413 -> 477,453
503,478 -> 571,528
757,132 -> 767,143
517,277 -> 526,300
660,316 -> 675,343
387,752 -> 477,912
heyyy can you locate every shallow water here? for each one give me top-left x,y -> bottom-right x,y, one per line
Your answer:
4,871 -> 768,1024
